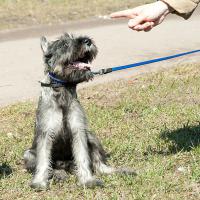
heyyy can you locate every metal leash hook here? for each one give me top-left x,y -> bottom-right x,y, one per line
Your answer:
92,49 -> 200,76
92,68 -> 112,75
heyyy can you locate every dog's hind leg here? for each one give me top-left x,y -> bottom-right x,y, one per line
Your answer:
23,149 -> 36,172
88,132 -> 137,176
53,169 -> 68,183
87,132 -> 116,174
23,149 -> 36,173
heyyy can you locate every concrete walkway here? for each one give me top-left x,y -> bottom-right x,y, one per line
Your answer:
0,11 -> 200,106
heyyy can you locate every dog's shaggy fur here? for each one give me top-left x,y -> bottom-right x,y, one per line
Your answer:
23,33 -> 135,190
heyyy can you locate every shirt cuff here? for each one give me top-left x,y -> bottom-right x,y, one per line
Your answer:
161,0 -> 198,19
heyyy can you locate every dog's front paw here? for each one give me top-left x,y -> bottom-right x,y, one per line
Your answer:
79,178 -> 104,188
30,180 -> 49,191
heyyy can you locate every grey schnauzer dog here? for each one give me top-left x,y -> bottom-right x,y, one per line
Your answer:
23,33 -> 135,190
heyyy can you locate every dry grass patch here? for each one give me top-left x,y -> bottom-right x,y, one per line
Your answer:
0,0 -> 153,30
0,63 -> 200,199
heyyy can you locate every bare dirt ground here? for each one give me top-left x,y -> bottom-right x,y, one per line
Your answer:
0,8 -> 200,106
0,0 -> 153,30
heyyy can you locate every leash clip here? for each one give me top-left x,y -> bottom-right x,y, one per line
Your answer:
92,68 -> 112,76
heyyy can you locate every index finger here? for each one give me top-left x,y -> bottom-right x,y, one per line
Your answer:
110,9 -> 137,19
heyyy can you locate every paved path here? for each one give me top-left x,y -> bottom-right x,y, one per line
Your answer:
0,10 -> 200,106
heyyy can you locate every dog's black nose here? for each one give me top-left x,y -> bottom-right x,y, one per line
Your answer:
83,38 -> 92,46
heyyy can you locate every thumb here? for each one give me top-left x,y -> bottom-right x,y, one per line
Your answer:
128,15 -> 145,28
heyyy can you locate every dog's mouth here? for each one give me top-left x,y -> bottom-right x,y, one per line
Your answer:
70,52 -> 94,70
71,61 -> 92,70
67,49 -> 96,71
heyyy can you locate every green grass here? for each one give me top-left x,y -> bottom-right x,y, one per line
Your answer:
0,0 -> 153,30
0,63 -> 200,199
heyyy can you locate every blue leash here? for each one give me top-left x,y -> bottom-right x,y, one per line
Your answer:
46,49 -> 200,87
92,49 -> 200,75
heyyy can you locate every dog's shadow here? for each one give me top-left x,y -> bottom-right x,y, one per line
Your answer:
160,124 -> 200,154
0,163 -> 13,179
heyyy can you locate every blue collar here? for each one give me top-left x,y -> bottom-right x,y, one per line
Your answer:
48,72 -> 68,87
40,73 -> 68,88
48,72 -> 67,84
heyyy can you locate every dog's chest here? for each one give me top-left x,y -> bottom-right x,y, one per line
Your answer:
40,88 -> 63,134
45,106 -> 63,134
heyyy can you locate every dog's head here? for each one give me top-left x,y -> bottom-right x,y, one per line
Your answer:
40,33 -> 98,74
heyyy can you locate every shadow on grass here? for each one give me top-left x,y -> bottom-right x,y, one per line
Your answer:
144,124 -> 200,156
0,163 -> 12,179
160,124 -> 200,154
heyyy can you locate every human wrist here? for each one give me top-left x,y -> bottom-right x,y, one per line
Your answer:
155,0 -> 171,15
158,0 -> 174,14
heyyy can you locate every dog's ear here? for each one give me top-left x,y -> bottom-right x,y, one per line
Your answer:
40,36 -> 49,54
